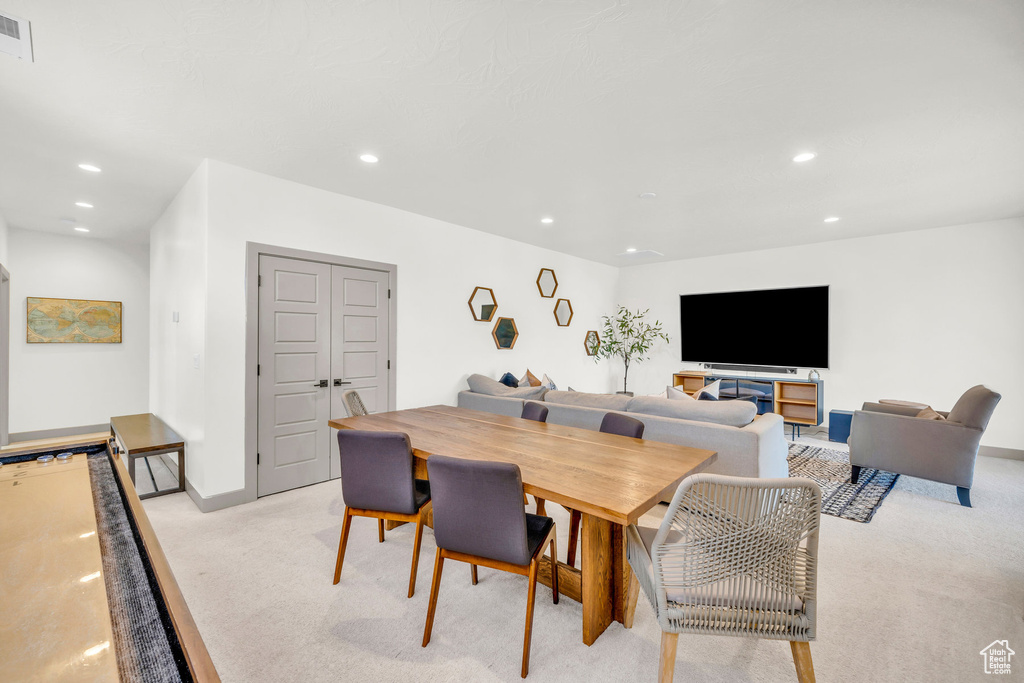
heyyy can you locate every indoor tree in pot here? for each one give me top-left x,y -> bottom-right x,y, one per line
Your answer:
593,306 -> 670,395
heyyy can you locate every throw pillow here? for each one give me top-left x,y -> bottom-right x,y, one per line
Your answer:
567,386 -> 576,392
666,385 -> 696,401
693,379 -> 721,400
697,392 -> 719,401
541,374 -> 557,391
519,369 -> 541,387
915,406 -> 946,421
498,372 -> 519,388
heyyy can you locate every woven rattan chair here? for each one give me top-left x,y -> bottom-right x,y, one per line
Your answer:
342,389 -> 369,416
626,473 -> 822,683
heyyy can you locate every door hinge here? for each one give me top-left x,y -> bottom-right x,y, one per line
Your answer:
258,274 -> 262,287
257,452 -> 260,465
257,364 -> 261,376
387,360 -> 391,370
388,288 -> 391,299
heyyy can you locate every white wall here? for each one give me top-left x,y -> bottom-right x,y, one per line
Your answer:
149,162 -> 209,487
616,218 -> 1024,450
0,209 -> 9,267
7,227 -> 150,433
151,160 -> 619,498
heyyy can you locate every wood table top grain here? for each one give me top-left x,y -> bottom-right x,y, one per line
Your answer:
329,404 -> 717,525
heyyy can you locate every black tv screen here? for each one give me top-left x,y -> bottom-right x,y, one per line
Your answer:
680,286 -> 829,369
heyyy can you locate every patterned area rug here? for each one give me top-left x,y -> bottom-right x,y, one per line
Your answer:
787,443 -> 899,523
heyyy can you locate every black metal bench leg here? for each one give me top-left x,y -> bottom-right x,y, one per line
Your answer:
957,487 -> 972,508
850,465 -> 861,484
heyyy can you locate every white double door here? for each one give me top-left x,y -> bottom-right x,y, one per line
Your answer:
257,255 -> 390,497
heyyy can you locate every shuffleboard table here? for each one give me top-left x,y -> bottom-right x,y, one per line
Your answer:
0,438 -> 218,682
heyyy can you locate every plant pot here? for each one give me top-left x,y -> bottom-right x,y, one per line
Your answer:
616,391 -> 634,397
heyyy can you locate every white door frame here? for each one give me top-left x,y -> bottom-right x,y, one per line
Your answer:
0,264 -> 9,447
244,242 -> 397,503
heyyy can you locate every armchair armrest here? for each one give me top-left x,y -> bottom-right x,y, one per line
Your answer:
849,410 -> 983,488
860,402 -> 922,417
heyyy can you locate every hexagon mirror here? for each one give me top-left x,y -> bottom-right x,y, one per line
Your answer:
536,268 -> 558,298
468,286 -> 497,322
553,298 -> 573,326
584,330 -> 600,356
492,317 -> 519,349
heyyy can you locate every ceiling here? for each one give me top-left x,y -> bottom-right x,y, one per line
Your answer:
1,0 -> 1022,265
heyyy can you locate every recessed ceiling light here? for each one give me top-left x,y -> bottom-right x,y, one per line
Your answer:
75,202 -> 94,208
75,226 -> 90,233
78,163 -> 102,173
823,217 -> 840,223
359,154 -> 379,163
792,152 -> 816,163
540,217 -> 554,224
638,192 -> 657,199
626,247 -> 637,253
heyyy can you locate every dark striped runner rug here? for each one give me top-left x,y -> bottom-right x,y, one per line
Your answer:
787,443 -> 899,523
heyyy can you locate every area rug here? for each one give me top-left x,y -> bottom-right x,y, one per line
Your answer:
787,443 -> 899,523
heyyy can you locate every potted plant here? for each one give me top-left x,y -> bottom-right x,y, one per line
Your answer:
593,306 -> 670,395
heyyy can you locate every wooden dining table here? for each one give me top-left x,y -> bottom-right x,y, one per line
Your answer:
328,404 -> 717,645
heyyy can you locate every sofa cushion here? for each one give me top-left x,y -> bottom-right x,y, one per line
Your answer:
519,369 -> 541,387
466,374 -> 548,399
498,372 -> 519,388
915,406 -> 946,421
946,385 -> 1002,430
666,385 -> 695,401
693,379 -> 721,400
544,390 -> 631,411
626,395 -> 757,427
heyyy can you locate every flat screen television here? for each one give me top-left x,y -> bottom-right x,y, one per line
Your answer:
680,285 -> 829,369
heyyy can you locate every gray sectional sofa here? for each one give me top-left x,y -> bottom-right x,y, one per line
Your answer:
457,374 -> 789,481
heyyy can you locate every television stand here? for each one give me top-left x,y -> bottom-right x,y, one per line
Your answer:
672,371 -> 823,438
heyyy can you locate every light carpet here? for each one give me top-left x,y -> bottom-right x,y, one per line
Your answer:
143,438 -> 1024,682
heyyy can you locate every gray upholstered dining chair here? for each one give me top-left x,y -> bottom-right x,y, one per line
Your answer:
566,412 -> 646,568
422,455 -> 559,679
521,401 -> 549,423
521,402 -> 550,515
342,389 -> 369,416
626,474 -> 822,683
333,430 -> 431,598
849,385 -> 1001,507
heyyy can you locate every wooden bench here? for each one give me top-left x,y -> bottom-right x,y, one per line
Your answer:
110,413 -> 185,499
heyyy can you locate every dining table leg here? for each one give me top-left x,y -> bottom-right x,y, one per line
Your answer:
585,511 -> 614,647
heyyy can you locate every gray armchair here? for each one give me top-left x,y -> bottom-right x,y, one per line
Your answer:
848,385 -> 1001,507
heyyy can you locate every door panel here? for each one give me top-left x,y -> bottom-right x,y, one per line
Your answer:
329,265 -> 390,479
257,256 -> 332,496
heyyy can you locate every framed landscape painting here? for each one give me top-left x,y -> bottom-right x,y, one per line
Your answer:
27,297 -> 123,343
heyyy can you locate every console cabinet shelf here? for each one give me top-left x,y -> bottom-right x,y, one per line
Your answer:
672,372 -> 824,429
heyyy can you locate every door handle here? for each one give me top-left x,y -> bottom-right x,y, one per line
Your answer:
313,379 -> 329,388
334,379 -> 351,386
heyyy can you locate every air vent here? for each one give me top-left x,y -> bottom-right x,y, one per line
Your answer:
0,12 -> 32,61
